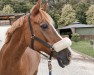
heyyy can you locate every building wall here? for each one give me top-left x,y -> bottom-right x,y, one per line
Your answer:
80,35 -> 94,40
76,27 -> 94,35
76,27 -> 94,40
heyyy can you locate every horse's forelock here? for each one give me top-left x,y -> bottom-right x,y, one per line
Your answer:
30,4 -> 54,26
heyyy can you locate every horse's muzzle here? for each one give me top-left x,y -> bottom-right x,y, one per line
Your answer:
53,48 -> 71,68
57,49 -> 71,68
51,37 -> 72,68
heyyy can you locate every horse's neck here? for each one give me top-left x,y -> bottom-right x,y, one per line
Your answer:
1,26 -> 27,63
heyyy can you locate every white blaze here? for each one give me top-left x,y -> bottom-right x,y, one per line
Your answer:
40,10 -> 72,52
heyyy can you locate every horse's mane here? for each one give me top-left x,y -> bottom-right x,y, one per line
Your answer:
5,16 -> 25,43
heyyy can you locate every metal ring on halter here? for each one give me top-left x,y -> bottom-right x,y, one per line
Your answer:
31,35 -> 35,39
50,47 -> 54,51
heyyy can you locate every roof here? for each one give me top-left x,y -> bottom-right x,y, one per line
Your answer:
0,13 -> 25,20
58,22 -> 94,29
0,13 -> 25,17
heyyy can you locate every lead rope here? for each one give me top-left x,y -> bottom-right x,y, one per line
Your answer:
48,59 -> 52,75
48,52 -> 53,75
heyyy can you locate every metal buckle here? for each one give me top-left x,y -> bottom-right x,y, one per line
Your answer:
50,47 -> 53,50
48,60 -> 52,71
50,47 -> 54,51
31,35 -> 35,39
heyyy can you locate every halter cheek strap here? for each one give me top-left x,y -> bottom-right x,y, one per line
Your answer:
28,14 -> 34,50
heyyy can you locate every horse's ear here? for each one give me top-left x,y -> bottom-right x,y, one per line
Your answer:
42,1 -> 48,11
31,0 -> 41,16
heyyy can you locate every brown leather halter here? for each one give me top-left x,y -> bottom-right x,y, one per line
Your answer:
28,14 -> 54,75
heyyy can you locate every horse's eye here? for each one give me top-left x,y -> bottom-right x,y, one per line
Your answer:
40,24 -> 48,29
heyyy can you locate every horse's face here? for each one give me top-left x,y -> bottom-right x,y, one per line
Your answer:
30,0 -> 72,68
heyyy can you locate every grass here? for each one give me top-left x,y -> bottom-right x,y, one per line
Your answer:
71,40 -> 94,58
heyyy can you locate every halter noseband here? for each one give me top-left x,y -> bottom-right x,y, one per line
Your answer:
28,14 -> 54,59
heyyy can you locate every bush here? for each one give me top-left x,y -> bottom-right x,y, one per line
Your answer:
90,40 -> 94,45
2,5 -> 15,14
71,33 -> 80,42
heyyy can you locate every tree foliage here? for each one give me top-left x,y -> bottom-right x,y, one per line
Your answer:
0,0 -> 33,13
47,0 -> 65,28
86,5 -> 94,25
2,5 -> 14,14
12,2 -> 33,13
59,4 -> 77,26
0,0 -> 94,27
74,2 -> 89,24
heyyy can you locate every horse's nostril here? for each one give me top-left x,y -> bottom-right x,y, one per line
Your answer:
68,51 -> 71,57
62,59 -> 70,65
57,49 -> 71,67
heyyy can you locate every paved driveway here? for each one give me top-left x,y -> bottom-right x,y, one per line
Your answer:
38,53 -> 94,75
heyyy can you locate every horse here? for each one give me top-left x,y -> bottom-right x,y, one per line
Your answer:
0,0 -> 72,75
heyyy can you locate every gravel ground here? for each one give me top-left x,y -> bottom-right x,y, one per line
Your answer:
0,25 -> 94,75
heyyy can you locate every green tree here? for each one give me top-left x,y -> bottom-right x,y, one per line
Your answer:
0,11 -> 2,14
12,2 -> 33,13
59,4 -> 77,26
69,0 -> 79,5
74,2 -> 89,24
0,0 -> 33,13
86,4 -> 94,25
0,0 -> 12,10
47,0 -> 67,28
2,5 -> 14,14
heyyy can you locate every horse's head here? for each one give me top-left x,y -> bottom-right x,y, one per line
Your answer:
29,0 -> 72,68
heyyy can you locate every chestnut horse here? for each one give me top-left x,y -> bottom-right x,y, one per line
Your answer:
0,0 -> 72,75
